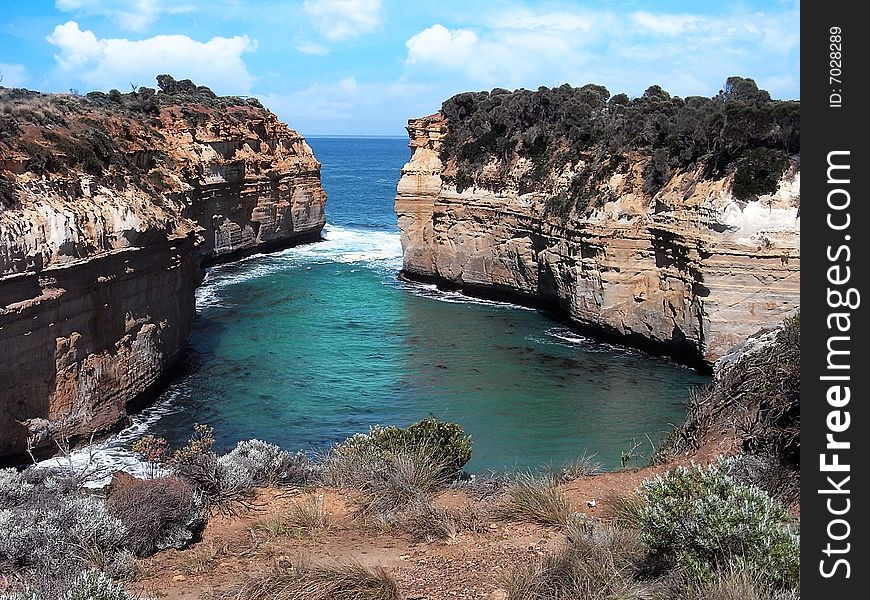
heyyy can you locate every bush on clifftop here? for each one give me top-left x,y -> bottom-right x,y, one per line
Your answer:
439,76 -> 799,214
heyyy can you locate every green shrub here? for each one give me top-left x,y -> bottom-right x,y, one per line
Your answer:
366,418 -> 472,477
638,463 -> 799,587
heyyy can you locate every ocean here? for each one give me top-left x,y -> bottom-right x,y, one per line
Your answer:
44,137 -> 709,479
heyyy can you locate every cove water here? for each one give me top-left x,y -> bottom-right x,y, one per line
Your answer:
47,137 -> 709,480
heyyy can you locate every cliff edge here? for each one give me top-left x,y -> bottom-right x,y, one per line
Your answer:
0,78 -> 326,458
396,78 -> 799,365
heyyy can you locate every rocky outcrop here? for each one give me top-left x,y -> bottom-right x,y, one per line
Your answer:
396,114 -> 799,364
0,87 -> 325,458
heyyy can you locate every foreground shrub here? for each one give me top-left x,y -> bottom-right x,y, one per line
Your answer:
321,421 -> 471,523
230,562 -> 400,600
0,486 -> 130,597
638,463 -> 799,586
500,471 -> 572,526
221,440 -> 315,486
503,522 -> 659,600
348,443 -> 453,518
107,476 -> 205,556
365,419 -> 472,478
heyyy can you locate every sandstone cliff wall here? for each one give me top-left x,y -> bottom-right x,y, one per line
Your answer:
0,94 -> 325,458
396,115 -> 799,364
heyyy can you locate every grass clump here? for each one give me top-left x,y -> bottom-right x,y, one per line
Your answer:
638,463 -> 799,587
229,562 -> 400,600
321,419 -> 472,525
552,452 -> 602,482
502,522 -> 659,600
500,471 -> 572,527
285,494 -> 332,538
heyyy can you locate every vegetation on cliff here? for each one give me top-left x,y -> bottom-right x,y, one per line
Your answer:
0,75 -> 269,204
438,76 -> 799,215
655,312 -> 800,503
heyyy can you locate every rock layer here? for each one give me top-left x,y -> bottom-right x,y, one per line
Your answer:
396,114 -> 799,364
0,94 -> 325,458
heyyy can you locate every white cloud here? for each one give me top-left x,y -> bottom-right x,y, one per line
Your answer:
296,42 -> 330,56
303,0 -> 381,41
485,10 -> 596,32
406,25 -> 478,69
0,63 -> 29,87
56,0 -> 194,32
402,6 -> 799,100
46,21 -> 256,94
631,12 -> 701,36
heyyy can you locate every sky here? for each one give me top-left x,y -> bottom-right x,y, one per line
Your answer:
0,0 -> 800,136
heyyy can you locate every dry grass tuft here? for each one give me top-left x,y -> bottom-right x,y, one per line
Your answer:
502,522 -> 661,600
229,562 -> 400,600
500,471 -> 572,527
178,539 -> 228,576
605,490 -> 646,531
285,494 -> 332,538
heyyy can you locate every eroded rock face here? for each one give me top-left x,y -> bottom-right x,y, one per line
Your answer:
395,114 -> 799,364
0,96 -> 325,458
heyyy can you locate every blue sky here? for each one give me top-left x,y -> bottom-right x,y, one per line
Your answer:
0,1 -> 799,136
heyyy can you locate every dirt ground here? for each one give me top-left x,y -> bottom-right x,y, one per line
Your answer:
130,435 -> 746,600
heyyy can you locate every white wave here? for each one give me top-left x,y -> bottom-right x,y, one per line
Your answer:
399,280 -> 537,311
543,326 -> 591,346
195,224 -> 403,310
34,392 -> 182,488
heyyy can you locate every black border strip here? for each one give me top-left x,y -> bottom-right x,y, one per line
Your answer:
802,3 -> 869,595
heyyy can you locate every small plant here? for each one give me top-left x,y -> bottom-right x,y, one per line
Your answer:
178,540 -> 227,576
619,438 -> 642,468
285,494 -> 331,538
638,463 -> 799,587
172,423 -> 216,464
552,452 -> 602,482
230,562 -> 400,600
500,471 -> 572,527
606,491 -> 646,531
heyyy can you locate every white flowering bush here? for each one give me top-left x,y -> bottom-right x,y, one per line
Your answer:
0,469 -> 35,507
62,569 -> 150,600
0,473 -> 131,597
638,463 -> 799,586
220,439 -> 315,486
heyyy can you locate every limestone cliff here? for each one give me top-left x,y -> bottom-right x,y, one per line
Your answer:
396,98 -> 799,365
0,82 -> 325,458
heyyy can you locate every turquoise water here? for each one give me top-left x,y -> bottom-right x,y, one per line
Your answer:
140,137 -> 709,472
